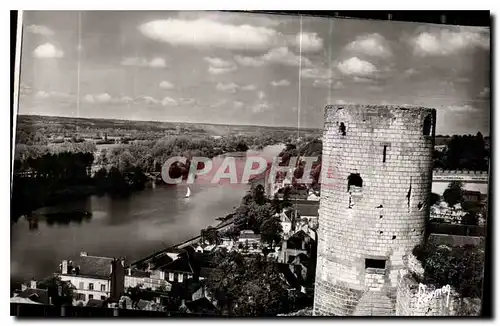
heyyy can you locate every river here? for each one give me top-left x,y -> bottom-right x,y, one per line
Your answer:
10,144 -> 284,283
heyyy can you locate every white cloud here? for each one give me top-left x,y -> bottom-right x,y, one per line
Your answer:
241,84 -> 257,91
252,101 -> 271,113
26,25 -> 54,36
261,47 -> 311,67
233,101 -> 244,109
113,96 -> 133,104
95,93 -> 112,103
447,104 -> 479,112
159,81 -> 175,89
291,32 -> 324,53
176,11 -> 284,28
83,94 -> 95,103
234,55 -> 265,67
345,33 -> 392,57
410,28 -> 490,56
258,91 -> 266,100
204,57 -> 237,75
301,67 -> 332,80
216,82 -> 239,93
337,57 -> 378,77
34,91 -> 50,99
161,97 -> 178,106
135,96 -> 160,105
404,68 -> 418,76
33,43 -> 63,58
208,66 -> 237,75
312,79 -> 343,89
271,80 -> 291,87
479,87 -> 490,99
149,57 -> 167,68
180,98 -> 196,105
139,19 -> 279,51
121,57 -> 168,68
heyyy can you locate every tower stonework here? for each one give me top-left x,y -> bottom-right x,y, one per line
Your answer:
313,105 -> 436,316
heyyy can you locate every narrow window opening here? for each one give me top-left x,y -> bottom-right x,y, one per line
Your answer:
347,173 -> 363,192
417,202 -> 424,211
412,229 -> 416,232
383,145 -> 387,163
423,115 -> 432,136
339,122 -> 346,136
379,231 -> 383,235
376,204 -> 383,208
392,235 -> 397,240
406,177 -> 412,213
379,215 -> 383,219
365,259 -> 386,269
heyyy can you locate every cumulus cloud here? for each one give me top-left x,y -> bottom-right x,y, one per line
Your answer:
83,94 -> 95,103
345,33 -> 392,57
234,55 -> 265,67
35,91 -> 50,99
252,101 -> 271,113
135,96 -> 160,105
159,80 -> 175,89
271,79 -> 291,87
180,98 -> 196,105
337,57 -> 378,77
258,91 -> 266,100
404,68 -> 418,76
301,67 -> 332,80
312,79 -> 343,89
216,82 -> 239,93
33,43 -> 63,58
241,84 -> 257,91
161,97 -> 178,106
261,47 -> 311,67
291,32 -> 324,53
233,101 -> 244,109
139,19 -> 280,51
176,11 -> 284,28
26,24 -> 54,36
447,104 -> 479,112
410,27 -> 490,56
204,57 -> 237,74
95,93 -> 112,103
121,57 -> 168,68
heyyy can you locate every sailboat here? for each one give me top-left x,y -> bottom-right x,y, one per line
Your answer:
185,186 -> 191,198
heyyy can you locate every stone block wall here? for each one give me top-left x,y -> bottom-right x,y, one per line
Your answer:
313,105 -> 436,316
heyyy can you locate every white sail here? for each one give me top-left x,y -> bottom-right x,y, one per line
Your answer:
185,187 -> 191,198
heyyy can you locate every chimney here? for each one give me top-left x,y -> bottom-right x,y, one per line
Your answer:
120,257 -> 125,267
80,251 -> 87,257
127,268 -> 132,276
30,280 -> 37,289
62,260 -> 68,274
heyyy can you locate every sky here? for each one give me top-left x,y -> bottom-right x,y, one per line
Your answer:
17,11 -> 490,135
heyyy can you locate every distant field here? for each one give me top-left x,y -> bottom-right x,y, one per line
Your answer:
16,114 -> 321,141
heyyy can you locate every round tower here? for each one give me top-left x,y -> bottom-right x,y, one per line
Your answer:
313,104 -> 436,316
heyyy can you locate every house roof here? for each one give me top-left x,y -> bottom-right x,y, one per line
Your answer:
69,255 -> 114,279
17,288 -> 50,305
185,297 -> 218,315
159,254 -> 193,274
10,297 -> 42,304
152,254 -> 174,270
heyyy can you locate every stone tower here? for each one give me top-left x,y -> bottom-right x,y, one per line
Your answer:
313,105 -> 436,316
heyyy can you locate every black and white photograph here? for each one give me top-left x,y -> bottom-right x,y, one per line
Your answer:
10,10 -> 491,317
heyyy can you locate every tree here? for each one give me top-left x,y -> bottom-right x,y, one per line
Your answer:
207,251 -> 291,316
443,181 -> 464,207
37,275 -> 75,306
430,192 -> 441,207
412,242 -> 484,299
260,215 -> 283,248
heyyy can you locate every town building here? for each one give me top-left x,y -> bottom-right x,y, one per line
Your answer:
56,252 -> 125,305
